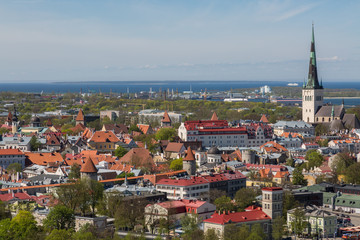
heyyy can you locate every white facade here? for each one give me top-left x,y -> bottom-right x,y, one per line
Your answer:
302,88 -> 324,123
0,152 -> 26,169
156,182 -> 209,200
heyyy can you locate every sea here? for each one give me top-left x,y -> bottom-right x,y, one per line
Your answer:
0,80 -> 360,106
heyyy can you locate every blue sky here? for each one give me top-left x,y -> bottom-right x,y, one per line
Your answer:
0,0 -> 359,82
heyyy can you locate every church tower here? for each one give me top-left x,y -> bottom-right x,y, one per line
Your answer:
11,107 -> 19,134
302,24 -> 324,123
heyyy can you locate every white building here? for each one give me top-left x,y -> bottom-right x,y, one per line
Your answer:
260,85 -> 271,94
156,177 -> 210,200
138,109 -> 182,124
178,120 -> 272,148
0,149 -> 26,169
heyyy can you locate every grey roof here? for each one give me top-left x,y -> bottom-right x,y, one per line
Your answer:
0,136 -> 31,146
273,121 -> 313,129
329,119 -> 345,131
343,114 -> 360,129
315,105 -> 344,118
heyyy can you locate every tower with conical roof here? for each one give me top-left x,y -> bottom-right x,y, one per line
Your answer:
76,109 -> 85,126
161,111 -> 172,127
11,106 -> 19,134
80,157 -> 98,181
302,24 -> 324,123
183,147 -> 196,176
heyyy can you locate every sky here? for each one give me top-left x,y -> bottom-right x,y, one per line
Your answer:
0,0 -> 359,82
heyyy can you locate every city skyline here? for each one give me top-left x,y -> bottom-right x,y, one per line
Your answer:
0,0 -> 359,82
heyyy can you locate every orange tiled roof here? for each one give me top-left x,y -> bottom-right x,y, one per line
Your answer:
76,109 -> 84,121
25,152 -> 64,166
0,149 -> 24,155
120,148 -> 155,171
211,112 -> 218,121
183,146 -> 195,161
137,124 -> 151,134
260,141 -> 288,153
89,131 -> 120,143
260,114 -> 269,123
80,157 -> 97,173
161,111 -> 171,123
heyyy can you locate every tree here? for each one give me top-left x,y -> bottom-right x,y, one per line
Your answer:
207,189 -> 226,204
88,179 -> 104,216
345,162 -> 360,184
180,214 -> 199,238
238,225 -> 250,239
6,163 -> 22,173
331,153 -> 355,175
249,223 -> 265,240
116,172 -> 135,178
0,201 -> 11,220
272,216 -> 285,240
224,224 -> 239,240
43,205 -> 75,231
290,208 -> 307,237
0,210 -> 39,240
234,188 -> 258,211
315,123 -> 329,136
0,127 -> 10,135
68,163 -> 80,180
30,135 -> 41,151
169,158 -> 183,171
155,127 -> 177,141
306,151 -> 323,170
214,196 -> 236,213
46,229 -> 73,240
292,167 -> 308,186
129,124 -> 141,133
286,157 -> 295,167
205,228 -> 219,240
282,191 -> 299,219
114,146 -> 129,158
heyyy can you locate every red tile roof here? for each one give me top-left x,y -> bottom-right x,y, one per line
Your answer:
0,192 -> 33,202
262,187 -> 283,192
76,109 -> 84,121
89,131 -> 120,143
260,141 -> 288,153
204,210 -> 270,225
211,112 -> 218,121
183,146 -> 195,161
165,142 -> 185,152
25,152 -> 64,166
120,148 -> 155,171
0,149 -> 24,156
156,177 -> 209,186
161,111 -> 171,123
260,114 -> 269,123
137,124 -> 152,134
80,158 -> 97,173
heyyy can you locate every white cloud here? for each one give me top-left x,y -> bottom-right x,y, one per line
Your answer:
275,4 -> 315,22
318,56 -> 340,61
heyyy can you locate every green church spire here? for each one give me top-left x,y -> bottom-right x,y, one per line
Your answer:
304,23 -> 323,89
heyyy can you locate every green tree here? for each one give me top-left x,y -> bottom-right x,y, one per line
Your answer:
292,167 -> 308,186
114,146 -> 129,158
116,172 -> 135,178
6,163 -> 22,173
43,205 -> 75,231
238,225 -> 250,239
224,224 -> 239,240
0,210 -> 39,240
0,127 -> 10,135
290,208 -> 307,237
331,153 -> 355,175
345,162 -> 360,184
214,196 -> 236,213
286,157 -> 295,167
205,228 -> 219,240
315,123 -> 329,136
272,216 -> 285,240
282,191 -> 298,218
0,201 -> 11,220
68,163 -> 80,180
155,127 -> 177,141
234,188 -> 258,211
30,135 -> 42,151
46,229 -> 73,240
249,223 -> 265,240
169,158 -> 183,171
180,214 -> 199,238
88,179 -> 104,216
306,151 -> 323,170
129,124 -> 141,133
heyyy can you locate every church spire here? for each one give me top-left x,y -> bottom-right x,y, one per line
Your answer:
304,23 -> 322,89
